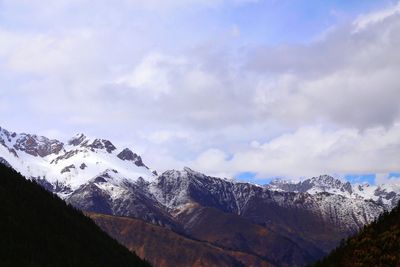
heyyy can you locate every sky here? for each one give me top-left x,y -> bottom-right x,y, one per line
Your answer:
0,0 -> 400,184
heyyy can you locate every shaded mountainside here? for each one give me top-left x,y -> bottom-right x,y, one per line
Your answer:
313,201 -> 400,267
88,212 -> 273,267
0,163 -> 150,267
151,169 -> 382,258
175,205 -> 324,267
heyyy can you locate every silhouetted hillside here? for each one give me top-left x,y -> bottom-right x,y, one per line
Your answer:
313,201 -> 400,267
0,163 -> 151,267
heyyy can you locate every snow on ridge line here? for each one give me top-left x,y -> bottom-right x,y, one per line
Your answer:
1,125 -> 399,209
0,126 -> 156,191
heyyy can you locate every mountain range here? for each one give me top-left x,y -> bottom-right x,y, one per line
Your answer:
1,125 -> 399,266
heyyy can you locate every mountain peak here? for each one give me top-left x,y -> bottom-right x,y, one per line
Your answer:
183,166 -> 196,173
310,174 -> 345,185
0,126 -> 155,192
1,126 -> 64,158
117,148 -> 136,161
68,133 -> 87,146
68,134 -> 117,153
267,175 -> 354,196
83,139 -> 117,153
14,133 -> 64,157
159,167 -> 200,180
117,148 -> 147,168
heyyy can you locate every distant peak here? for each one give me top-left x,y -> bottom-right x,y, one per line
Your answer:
75,133 -> 86,138
310,175 -> 336,183
269,178 -> 298,185
183,167 -> 195,173
267,174 -> 354,195
117,148 -> 136,161
117,148 -> 147,168
159,168 -> 192,182
309,175 -> 349,186
68,134 -> 117,153
68,133 -> 87,146
86,139 -> 116,153
0,126 -> 17,143
182,167 -> 205,177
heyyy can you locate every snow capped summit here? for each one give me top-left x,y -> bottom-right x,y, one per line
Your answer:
0,126 -> 155,194
68,133 -> 117,153
0,126 -> 64,158
267,175 -> 352,195
68,133 -> 87,146
267,175 -> 400,210
117,148 -> 148,168
2,125 -> 398,215
353,182 -> 400,209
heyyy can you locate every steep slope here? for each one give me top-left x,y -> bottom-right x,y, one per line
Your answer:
0,163 -> 150,267
313,201 -> 400,267
88,212 -> 273,267
152,168 -> 384,255
234,185 -> 383,252
176,205 -> 323,267
0,126 -> 176,228
66,170 -> 181,231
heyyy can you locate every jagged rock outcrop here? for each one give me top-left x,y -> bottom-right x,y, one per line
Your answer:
0,127 -> 64,157
117,148 -> 148,168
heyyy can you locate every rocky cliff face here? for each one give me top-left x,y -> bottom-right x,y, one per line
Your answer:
0,127 -> 64,158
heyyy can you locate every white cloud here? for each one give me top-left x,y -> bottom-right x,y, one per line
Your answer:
375,173 -> 400,185
0,29 -> 97,76
188,124 -> 400,178
0,0 -> 399,180
353,2 -> 400,32
145,130 -> 190,144
116,54 -> 185,96
192,148 -> 230,172
247,4 -> 400,129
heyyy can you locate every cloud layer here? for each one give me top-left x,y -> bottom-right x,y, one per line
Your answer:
0,0 -> 399,182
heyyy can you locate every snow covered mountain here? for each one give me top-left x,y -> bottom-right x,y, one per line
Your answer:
151,169 -> 385,247
1,125 -> 399,266
267,175 -> 400,210
0,127 -> 155,197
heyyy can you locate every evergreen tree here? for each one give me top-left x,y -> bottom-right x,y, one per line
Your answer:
0,163 -> 151,267
312,200 -> 400,267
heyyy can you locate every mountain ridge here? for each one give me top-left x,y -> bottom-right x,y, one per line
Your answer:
1,125 -> 399,266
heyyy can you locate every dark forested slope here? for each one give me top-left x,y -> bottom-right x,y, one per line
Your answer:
313,201 -> 400,267
0,163 -> 150,267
